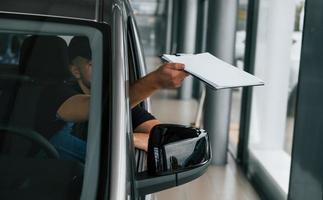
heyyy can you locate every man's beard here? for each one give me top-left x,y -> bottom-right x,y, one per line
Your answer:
82,79 -> 91,90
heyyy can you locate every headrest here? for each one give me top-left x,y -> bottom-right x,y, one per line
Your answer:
68,36 -> 92,64
19,35 -> 71,81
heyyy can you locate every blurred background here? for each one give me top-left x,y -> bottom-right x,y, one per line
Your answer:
129,0 -> 306,199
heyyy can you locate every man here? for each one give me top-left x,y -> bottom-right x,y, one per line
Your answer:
43,36 -> 188,162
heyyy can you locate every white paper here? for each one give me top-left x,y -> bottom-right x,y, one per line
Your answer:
162,52 -> 264,90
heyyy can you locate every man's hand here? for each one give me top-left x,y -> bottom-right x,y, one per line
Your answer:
129,62 -> 189,108
149,63 -> 188,89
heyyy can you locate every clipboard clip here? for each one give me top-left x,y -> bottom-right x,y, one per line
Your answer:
159,55 -> 169,63
159,53 -> 189,63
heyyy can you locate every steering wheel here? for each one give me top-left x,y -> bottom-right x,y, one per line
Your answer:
0,125 -> 59,159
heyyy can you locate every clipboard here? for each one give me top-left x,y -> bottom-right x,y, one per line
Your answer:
161,52 -> 264,90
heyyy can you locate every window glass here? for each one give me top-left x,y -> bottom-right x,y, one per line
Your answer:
0,33 -> 26,65
131,0 -> 167,57
229,0 -> 249,158
248,0 -> 305,194
0,32 -> 98,199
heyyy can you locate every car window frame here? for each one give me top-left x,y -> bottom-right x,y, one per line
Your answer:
126,13 -> 155,200
127,15 -> 151,111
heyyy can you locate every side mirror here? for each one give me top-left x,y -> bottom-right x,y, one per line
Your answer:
136,124 -> 211,195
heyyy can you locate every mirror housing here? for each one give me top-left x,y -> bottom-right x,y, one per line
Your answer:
136,124 -> 211,195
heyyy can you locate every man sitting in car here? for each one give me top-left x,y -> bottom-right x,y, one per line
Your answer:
45,36 -> 188,162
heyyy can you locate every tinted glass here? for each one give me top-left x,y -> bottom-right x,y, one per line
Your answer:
0,33 -> 95,200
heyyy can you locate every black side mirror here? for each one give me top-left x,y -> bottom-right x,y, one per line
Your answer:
136,124 -> 211,195
147,124 -> 210,175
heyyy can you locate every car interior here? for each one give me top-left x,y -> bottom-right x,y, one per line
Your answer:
0,33 -> 85,200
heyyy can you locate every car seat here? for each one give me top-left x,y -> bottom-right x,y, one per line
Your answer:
0,35 -> 84,200
1,35 -> 71,157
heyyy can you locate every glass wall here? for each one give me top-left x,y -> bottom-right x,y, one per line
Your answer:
228,0 -> 249,158
247,0 -> 305,195
288,0 -> 323,198
131,0 -> 167,57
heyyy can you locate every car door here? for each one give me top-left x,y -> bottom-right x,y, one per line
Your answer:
0,12 -> 114,200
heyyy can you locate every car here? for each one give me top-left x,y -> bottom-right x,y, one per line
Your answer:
0,0 -> 211,199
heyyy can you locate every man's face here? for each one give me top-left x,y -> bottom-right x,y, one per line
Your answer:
71,56 -> 92,89
79,58 -> 92,89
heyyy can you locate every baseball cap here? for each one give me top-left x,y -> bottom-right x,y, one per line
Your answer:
68,36 -> 92,64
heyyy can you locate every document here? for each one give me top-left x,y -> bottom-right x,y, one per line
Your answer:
162,52 -> 264,90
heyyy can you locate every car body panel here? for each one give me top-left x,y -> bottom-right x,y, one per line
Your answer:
108,1 -> 131,199
0,0 -> 96,20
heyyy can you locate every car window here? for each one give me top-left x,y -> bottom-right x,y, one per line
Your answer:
0,28 -> 104,200
0,33 -> 27,65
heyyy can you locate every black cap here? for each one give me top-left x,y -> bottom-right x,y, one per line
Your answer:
68,36 -> 92,64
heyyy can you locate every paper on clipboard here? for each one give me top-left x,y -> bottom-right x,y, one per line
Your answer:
161,52 -> 264,90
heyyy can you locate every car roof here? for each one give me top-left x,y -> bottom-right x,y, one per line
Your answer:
0,0 -> 131,23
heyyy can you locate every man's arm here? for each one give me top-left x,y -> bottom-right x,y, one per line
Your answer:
129,63 -> 188,108
134,119 -> 160,133
57,94 -> 90,122
133,119 -> 160,151
57,63 -> 188,122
